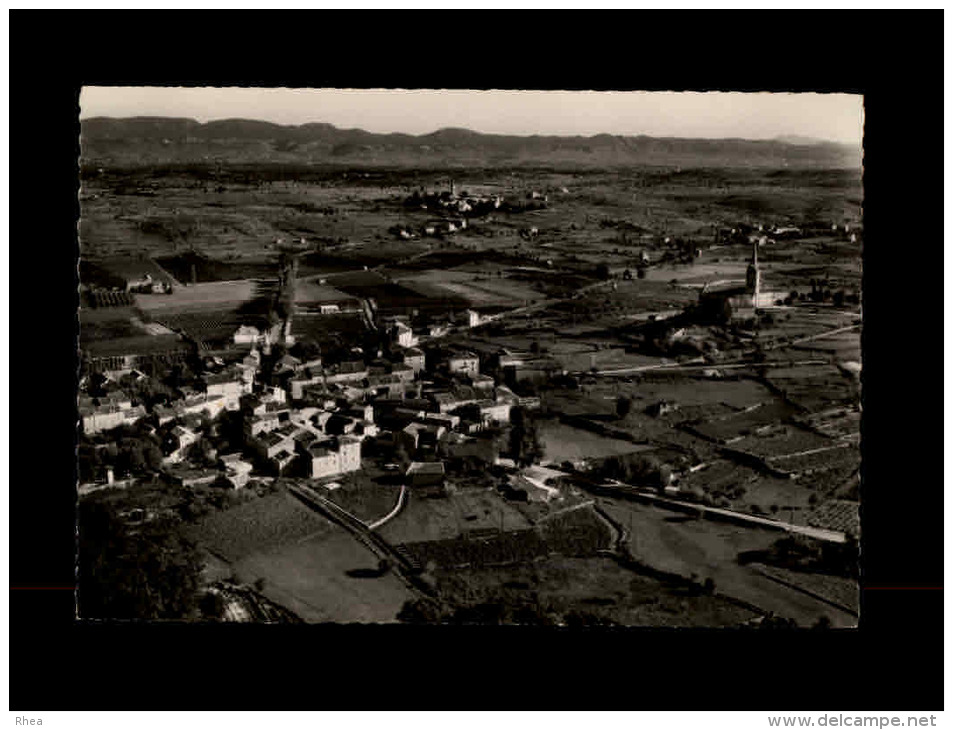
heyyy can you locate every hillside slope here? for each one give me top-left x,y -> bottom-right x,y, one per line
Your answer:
80,117 -> 863,170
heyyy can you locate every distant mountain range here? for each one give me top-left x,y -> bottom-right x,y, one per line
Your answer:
80,117 -> 863,170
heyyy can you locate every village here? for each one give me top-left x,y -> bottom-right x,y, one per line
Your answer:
76,154 -> 863,627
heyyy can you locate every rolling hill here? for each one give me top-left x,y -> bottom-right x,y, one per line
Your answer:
80,116 -> 863,170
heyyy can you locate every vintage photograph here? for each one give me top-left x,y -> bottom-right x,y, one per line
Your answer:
76,87 -> 863,627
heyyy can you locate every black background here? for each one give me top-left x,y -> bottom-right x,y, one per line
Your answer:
9,10 -> 943,710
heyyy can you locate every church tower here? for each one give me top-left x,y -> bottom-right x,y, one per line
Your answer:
746,239 -> 761,305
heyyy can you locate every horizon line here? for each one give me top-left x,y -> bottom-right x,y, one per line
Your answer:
79,115 -> 858,147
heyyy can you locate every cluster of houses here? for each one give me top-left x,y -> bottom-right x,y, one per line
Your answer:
395,181 -> 506,239
385,308 -> 483,349
79,295 -> 559,499
79,392 -> 147,435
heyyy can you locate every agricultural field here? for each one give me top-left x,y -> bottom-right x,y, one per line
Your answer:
154,251 -> 276,283
231,527 -> 415,623
79,255 -> 175,289
597,498 -> 857,627
377,489 -> 534,545
396,269 -> 547,308
751,563 -> 859,616
429,555 -> 758,627
400,504 -> 612,570
183,488 -> 333,562
181,486 -> 415,623
806,499 -> 861,536
538,420 -> 652,464
134,279 -> 262,315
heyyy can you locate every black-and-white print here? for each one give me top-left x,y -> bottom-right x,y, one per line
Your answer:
76,88 -> 863,626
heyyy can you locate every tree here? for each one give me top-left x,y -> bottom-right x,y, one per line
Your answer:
77,500 -> 202,620
200,590 -> 226,620
509,407 -> 544,467
616,396 -> 633,419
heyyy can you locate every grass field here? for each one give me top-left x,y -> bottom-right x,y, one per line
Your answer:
377,489 -> 533,545
396,269 -> 546,307
185,487 -> 414,623
231,527 -> 414,623
135,279 -> 261,314
538,420 -> 651,463
597,498 -> 857,627
184,488 -> 332,562
432,555 -> 758,627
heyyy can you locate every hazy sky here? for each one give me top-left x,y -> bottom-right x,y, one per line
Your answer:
80,87 -> 864,145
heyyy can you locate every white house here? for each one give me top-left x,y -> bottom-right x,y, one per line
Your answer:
306,436 -> 362,479
233,325 -> 261,346
394,321 -> 417,348
220,454 -> 254,489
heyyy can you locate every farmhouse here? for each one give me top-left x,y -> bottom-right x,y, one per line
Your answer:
399,422 -> 446,458
306,436 -> 362,479
220,453 -> 254,489
405,461 -> 446,492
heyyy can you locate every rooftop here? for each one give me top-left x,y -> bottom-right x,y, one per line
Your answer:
406,461 -> 446,476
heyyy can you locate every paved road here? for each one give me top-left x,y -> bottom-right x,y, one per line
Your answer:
367,485 -> 408,531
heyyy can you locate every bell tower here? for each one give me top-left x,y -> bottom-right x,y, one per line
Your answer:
746,240 -> 761,305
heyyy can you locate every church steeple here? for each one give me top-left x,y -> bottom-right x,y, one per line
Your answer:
746,239 -> 761,304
